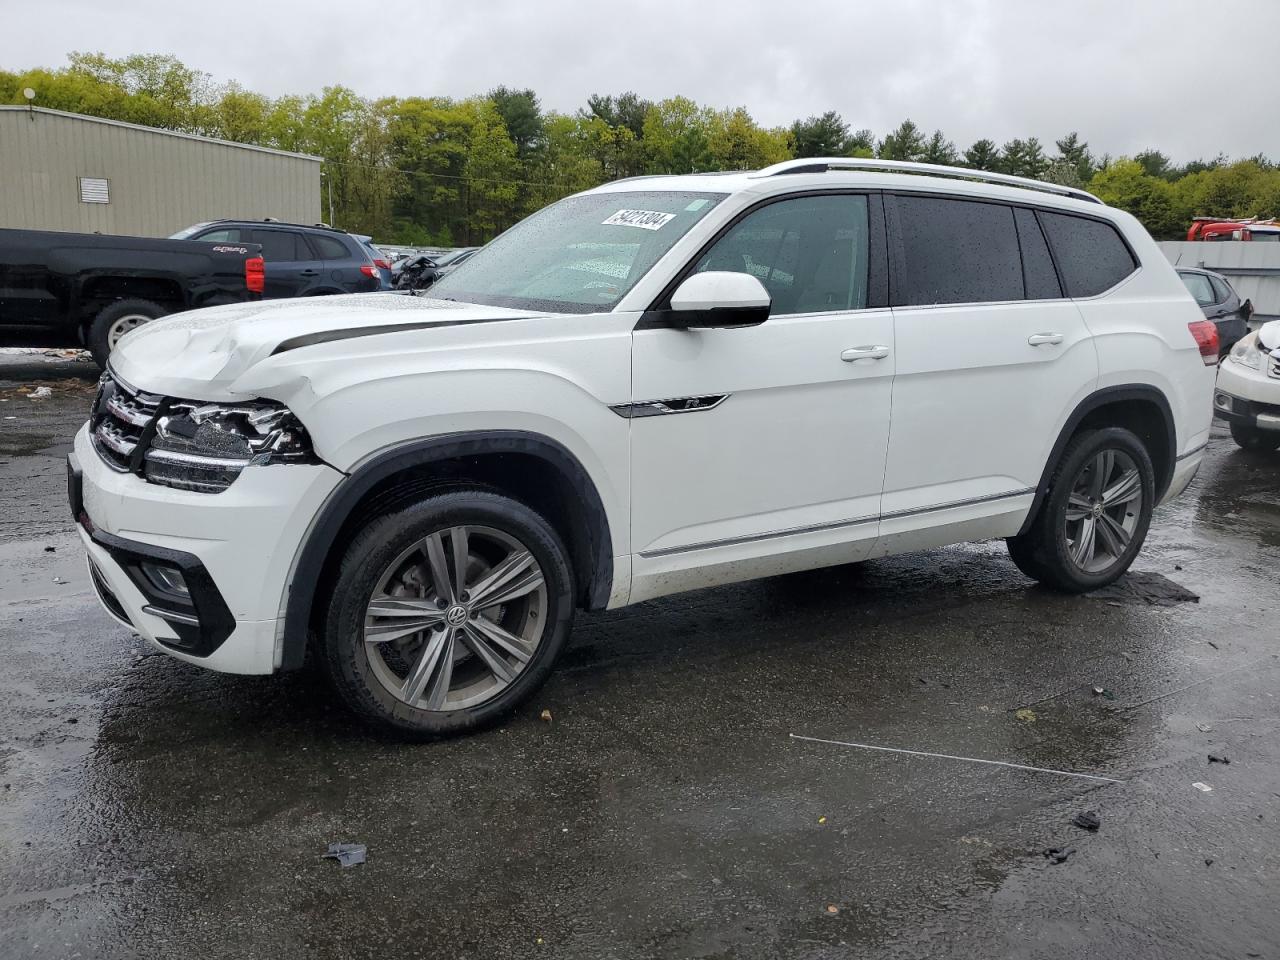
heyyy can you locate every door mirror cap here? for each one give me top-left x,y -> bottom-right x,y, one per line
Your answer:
668,272 -> 771,329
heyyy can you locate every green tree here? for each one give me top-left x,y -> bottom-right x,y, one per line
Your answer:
920,129 -> 958,165
963,138 -> 1001,171
642,96 -> 713,174
1054,132 -> 1095,182
707,108 -> 791,170
877,119 -> 925,161
1088,159 -> 1180,238
1133,149 -> 1174,180
790,111 -> 851,157
999,137 -> 1048,178
487,86 -> 544,160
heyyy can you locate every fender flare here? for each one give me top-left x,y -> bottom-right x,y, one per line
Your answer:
1018,384 -> 1176,536
279,430 -> 614,671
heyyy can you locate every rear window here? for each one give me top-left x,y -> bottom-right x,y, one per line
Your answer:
893,195 -> 1023,306
1209,275 -> 1233,303
1179,272 -> 1215,306
1038,212 -> 1137,297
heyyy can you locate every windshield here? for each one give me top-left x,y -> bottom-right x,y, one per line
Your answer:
429,191 -> 726,313
169,223 -> 212,240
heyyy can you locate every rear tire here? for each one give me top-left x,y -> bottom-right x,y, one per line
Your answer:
1006,427 -> 1154,593
320,488 -> 575,739
87,299 -> 169,367
1229,421 -> 1280,452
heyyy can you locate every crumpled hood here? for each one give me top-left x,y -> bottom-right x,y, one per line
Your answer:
110,294 -> 537,400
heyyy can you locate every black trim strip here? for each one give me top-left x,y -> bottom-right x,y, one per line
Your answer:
272,315 -> 531,355
639,487 -> 1035,559
1176,441 -> 1208,462
610,395 -> 728,418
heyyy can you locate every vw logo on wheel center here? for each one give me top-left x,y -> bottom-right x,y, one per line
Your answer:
445,605 -> 468,626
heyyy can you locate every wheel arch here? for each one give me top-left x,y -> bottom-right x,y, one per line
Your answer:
1018,384 -> 1176,537
279,430 -> 613,671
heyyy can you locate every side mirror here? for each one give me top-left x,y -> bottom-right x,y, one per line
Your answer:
667,271 -> 771,329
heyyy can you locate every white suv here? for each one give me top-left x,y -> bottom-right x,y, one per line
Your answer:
70,159 -> 1217,736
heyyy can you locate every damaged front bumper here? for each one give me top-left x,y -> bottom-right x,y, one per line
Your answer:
70,424 -> 344,674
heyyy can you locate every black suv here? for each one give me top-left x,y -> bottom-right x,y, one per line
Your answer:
171,220 -> 380,298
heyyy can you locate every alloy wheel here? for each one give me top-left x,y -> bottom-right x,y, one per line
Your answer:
362,525 -> 547,711
1062,448 -> 1143,574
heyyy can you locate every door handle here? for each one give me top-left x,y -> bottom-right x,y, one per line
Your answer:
299,269 -> 320,277
841,345 -> 891,362
1027,333 -> 1064,346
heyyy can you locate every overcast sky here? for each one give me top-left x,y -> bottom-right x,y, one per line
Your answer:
5,0 -> 1278,162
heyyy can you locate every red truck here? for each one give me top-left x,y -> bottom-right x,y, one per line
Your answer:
1187,217 -> 1280,241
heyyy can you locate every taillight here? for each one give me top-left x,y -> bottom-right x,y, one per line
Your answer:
1188,320 -> 1219,366
359,264 -> 377,278
245,256 -> 265,294
373,258 -> 390,270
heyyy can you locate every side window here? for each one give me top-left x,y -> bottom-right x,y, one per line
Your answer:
1179,273 -> 1215,306
693,194 -> 869,315
310,234 -> 350,260
1014,207 -> 1062,299
1208,275 -> 1232,304
1038,211 -> 1137,298
893,195 -> 1023,306
249,229 -> 301,262
194,228 -> 241,243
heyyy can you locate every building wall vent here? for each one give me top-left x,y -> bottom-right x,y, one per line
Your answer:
78,177 -> 110,203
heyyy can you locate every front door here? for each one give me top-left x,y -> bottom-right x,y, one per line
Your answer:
628,193 -> 895,602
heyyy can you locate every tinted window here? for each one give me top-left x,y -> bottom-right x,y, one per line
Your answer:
1014,207 -> 1062,299
1179,272 -> 1215,306
1209,275 -> 1233,303
249,229 -> 301,261
1038,212 -> 1137,297
694,194 -> 869,315
894,196 -> 1023,306
312,234 -> 350,259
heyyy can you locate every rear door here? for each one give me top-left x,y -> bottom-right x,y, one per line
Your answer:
247,228 -> 314,298
879,194 -> 1098,542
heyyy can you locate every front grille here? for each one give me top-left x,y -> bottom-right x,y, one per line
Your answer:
90,373 -> 163,472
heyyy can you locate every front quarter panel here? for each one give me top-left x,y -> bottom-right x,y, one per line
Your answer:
234,311 -> 637,556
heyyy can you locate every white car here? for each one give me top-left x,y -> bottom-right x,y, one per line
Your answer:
1215,320 -> 1280,451
70,158 -> 1217,737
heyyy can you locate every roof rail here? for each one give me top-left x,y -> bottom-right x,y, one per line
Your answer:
749,157 -> 1102,204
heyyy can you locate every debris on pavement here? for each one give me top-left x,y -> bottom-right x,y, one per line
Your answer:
27,386 -> 52,399
321,842 -> 367,868
825,904 -> 839,915
540,708 -> 553,723
1072,811 -> 1101,832
1208,754 -> 1231,765
1086,571 -> 1199,607
1014,708 -> 1037,724
1043,847 -> 1076,864
1192,782 -> 1214,793
1197,723 -> 1213,733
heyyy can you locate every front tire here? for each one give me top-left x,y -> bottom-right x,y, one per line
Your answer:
1007,427 -> 1154,593
320,489 -> 575,738
87,298 -> 169,367
1230,421 -> 1280,452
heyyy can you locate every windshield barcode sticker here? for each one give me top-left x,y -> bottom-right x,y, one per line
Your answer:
602,209 -> 676,230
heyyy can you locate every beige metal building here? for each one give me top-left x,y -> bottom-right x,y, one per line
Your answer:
0,106 -> 321,237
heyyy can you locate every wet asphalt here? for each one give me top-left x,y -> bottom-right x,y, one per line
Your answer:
1,350 -> 1278,960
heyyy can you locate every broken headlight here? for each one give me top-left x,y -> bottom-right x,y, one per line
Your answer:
1227,332 -> 1262,371
144,401 -> 313,493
